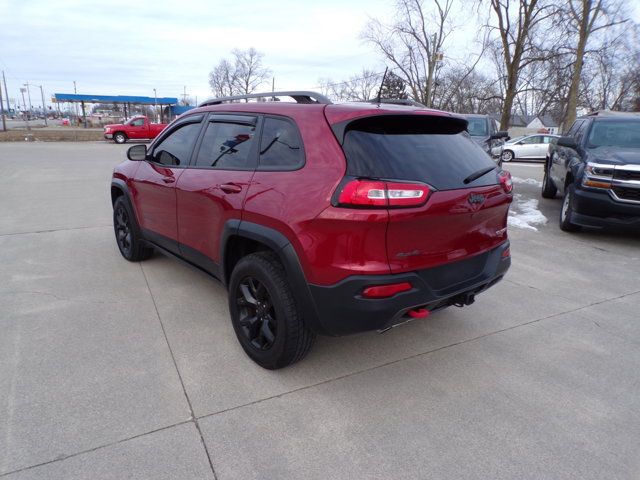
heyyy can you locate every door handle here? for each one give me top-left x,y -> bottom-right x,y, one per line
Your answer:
220,183 -> 242,194
162,177 -> 175,184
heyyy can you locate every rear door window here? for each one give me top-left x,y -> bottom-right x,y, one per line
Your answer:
194,116 -> 258,169
342,115 -> 497,191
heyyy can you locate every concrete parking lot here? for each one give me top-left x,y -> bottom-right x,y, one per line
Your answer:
1,142 -> 639,479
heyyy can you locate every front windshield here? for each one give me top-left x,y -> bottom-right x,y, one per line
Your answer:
587,121 -> 640,149
507,135 -> 526,144
465,118 -> 488,137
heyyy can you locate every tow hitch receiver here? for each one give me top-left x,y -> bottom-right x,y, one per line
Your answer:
452,292 -> 475,307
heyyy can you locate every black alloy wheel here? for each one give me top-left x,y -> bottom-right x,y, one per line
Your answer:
235,276 -> 277,350
112,196 -> 153,261
228,251 -> 315,369
114,202 -> 133,257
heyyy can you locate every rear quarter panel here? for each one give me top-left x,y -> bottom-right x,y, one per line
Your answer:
241,107 -> 390,285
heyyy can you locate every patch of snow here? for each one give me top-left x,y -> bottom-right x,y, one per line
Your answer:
512,176 -> 542,188
508,194 -> 547,231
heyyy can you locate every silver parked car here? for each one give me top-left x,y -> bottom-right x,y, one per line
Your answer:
494,134 -> 560,162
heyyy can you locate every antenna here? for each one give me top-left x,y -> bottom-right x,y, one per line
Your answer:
375,67 -> 389,105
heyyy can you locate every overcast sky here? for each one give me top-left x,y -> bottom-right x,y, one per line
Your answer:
1,0 -> 639,109
0,0 -> 400,107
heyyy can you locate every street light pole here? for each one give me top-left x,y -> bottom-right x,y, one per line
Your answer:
73,81 -> 80,125
20,87 -> 30,130
153,88 -> 157,123
0,73 -> 6,131
23,82 -> 33,118
38,85 -> 48,127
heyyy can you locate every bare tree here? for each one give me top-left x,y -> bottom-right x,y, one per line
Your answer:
580,31 -> 640,112
208,48 -> 271,98
318,69 -> 383,102
233,48 -> 271,96
362,0 -> 454,107
484,0 -> 559,129
436,67 -> 503,113
561,0 -> 627,128
209,59 -> 236,98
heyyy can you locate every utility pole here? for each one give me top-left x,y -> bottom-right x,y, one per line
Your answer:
153,88 -> 158,123
38,85 -> 48,126
23,82 -> 33,117
2,71 -> 10,115
20,87 -> 30,130
182,85 -> 188,105
73,81 -> 80,125
0,72 -> 6,131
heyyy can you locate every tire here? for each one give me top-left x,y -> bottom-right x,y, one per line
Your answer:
113,196 -> 154,261
228,251 -> 316,369
501,150 -> 514,162
541,158 -> 557,198
113,132 -> 127,144
559,184 -> 581,232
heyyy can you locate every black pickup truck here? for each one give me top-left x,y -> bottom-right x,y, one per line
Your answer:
541,112 -> 640,232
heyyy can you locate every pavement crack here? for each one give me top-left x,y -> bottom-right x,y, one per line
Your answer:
0,421 -> 191,478
140,263 -> 218,480
0,225 -> 111,237
197,288 -> 640,421
503,278 -> 575,302
0,290 -> 68,301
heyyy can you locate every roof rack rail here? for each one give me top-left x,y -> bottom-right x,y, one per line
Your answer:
363,98 -> 426,107
199,91 -> 332,107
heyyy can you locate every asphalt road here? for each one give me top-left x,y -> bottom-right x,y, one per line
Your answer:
1,142 -> 639,479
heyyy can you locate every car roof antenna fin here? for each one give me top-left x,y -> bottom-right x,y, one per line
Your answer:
375,67 -> 388,106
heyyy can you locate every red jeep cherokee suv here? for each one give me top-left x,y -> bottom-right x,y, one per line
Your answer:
111,91 -> 512,369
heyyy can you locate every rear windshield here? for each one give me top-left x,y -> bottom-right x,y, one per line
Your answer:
342,115 -> 498,190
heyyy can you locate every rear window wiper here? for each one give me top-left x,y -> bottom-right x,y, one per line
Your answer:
463,166 -> 497,185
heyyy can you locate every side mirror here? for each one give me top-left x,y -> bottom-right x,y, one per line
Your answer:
557,136 -> 578,149
127,144 -> 147,161
490,131 -> 509,140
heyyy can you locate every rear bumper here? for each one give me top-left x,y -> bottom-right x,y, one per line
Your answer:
572,187 -> 640,230
307,241 -> 510,336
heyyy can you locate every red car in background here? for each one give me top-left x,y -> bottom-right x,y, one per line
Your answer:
104,116 -> 167,144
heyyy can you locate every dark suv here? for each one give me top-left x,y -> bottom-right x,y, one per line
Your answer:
111,91 -> 513,369
542,111 -> 640,231
462,114 -> 508,164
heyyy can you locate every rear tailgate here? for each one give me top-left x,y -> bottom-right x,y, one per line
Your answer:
386,185 -> 509,272
339,113 -> 512,274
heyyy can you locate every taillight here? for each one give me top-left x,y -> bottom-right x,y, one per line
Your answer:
362,282 -> 413,299
498,170 -> 513,193
336,179 -> 431,208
